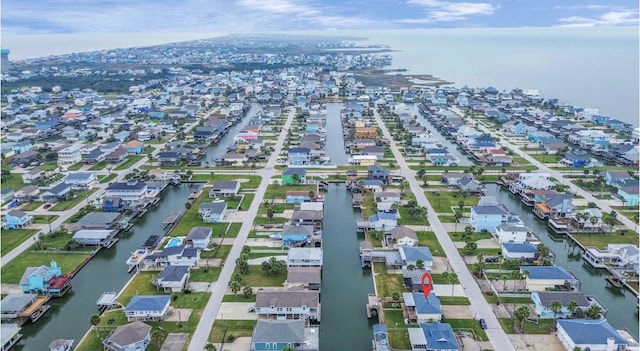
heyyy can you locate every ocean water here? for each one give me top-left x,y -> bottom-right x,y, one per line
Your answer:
4,27 -> 638,125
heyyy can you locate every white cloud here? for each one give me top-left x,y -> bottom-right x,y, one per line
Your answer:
557,9 -> 639,27
236,0 -> 319,15
400,0 -> 497,23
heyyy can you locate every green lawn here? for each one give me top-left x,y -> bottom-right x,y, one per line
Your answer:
498,317 -> 556,334
439,296 -> 471,305
189,266 -> 222,282
67,162 -> 84,171
32,215 -> 59,224
0,229 -> 39,257
208,320 -> 256,343
446,318 -> 489,341
373,262 -> 407,298
449,230 -> 493,242
416,231 -> 445,257
20,201 -> 44,211
425,191 -> 479,214
99,173 -> 117,183
189,174 -> 261,189
388,330 -> 411,349
1,173 -> 25,192
114,155 -> 145,170
397,207 -> 430,225
1,251 -> 91,283
232,265 -> 287,287
222,294 -> 256,302
263,184 -> 317,200
50,188 -> 98,211
483,293 -> 532,304
88,161 -> 107,171
572,231 -> 639,249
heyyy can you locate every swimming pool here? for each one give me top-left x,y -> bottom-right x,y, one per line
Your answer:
165,237 -> 183,248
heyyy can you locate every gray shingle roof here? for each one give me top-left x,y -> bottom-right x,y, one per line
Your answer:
1,294 -> 37,313
106,321 -> 152,347
255,290 -> 319,308
158,265 -> 190,282
252,319 -> 305,343
186,227 -> 212,240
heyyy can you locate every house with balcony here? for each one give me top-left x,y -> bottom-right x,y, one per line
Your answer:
57,145 -> 82,167
508,173 -> 554,195
102,321 -> 152,351
560,149 -> 592,168
153,266 -> 190,293
124,295 -> 171,322
399,246 -> 433,270
495,223 -> 531,243
288,147 -> 311,166
148,245 -> 200,268
13,185 -> 40,203
531,291 -> 604,319
77,212 -> 121,230
105,147 -> 128,164
282,168 -> 307,185
367,164 -> 390,184
403,292 -> 442,323
286,267 -> 321,291
533,193 -> 575,220
40,183 -> 72,203
198,201 -> 227,223
72,230 -> 116,247
104,181 -> 149,209
287,247 -> 323,268
599,170 -> 633,186
290,210 -> 323,230
368,211 -> 398,232
1,293 -> 50,326
20,260 -> 72,297
185,227 -> 212,249
11,150 -> 39,167
286,191 -> 312,204
408,322 -> 460,351
254,290 -> 320,322
21,168 -> 43,184
209,181 -> 240,198
440,173 -> 474,186
501,242 -> 538,261
5,210 -> 32,229
617,184 -> 639,206
521,265 -> 580,292
250,319 -> 319,351
582,244 -> 639,274
281,225 -> 316,247
469,205 -> 514,233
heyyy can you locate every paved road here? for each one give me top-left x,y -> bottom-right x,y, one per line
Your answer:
187,108 -> 296,351
1,154 -> 154,267
449,106 -> 639,234
374,111 -> 517,351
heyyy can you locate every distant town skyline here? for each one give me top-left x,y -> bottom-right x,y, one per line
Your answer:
2,0 -> 638,35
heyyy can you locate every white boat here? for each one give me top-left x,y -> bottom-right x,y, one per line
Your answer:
126,248 -> 150,272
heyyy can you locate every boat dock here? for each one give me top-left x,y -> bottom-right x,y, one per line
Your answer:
163,210 -> 184,233
96,292 -> 118,314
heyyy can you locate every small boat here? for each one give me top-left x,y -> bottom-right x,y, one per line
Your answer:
49,339 -> 74,351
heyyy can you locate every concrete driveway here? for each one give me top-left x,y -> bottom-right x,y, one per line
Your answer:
161,333 -> 190,351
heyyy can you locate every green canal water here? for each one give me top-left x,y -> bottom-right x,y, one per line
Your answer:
486,184 -> 639,337
319,184 -> 376,350
14,184 -> 193,350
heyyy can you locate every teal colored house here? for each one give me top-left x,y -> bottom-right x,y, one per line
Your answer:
5,209 -> 32,229
11,141 -> 33,154
251,319 -> 315,351
20,260 -> 72,296
282,168 -> 307,185
618,185 -> 639,206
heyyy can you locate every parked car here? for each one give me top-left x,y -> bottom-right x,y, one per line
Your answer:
484,256 -> 499,263
479,318 -> 487,329
43,203 -> 52,209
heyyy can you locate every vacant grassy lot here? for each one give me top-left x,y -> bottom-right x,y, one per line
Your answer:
1,229 -> 39,257
416,231 -> 445,256
263,184 -> 317,200
498,317 -> 556,334
373,262 -> 406,298
1,251 -> 91,283
88,161 -> 107,171
50,188 -> 98,211
20,201 -> 44,211
232,265 -> 287,287
208,319 -> 256,343
425,191 -> 479,214
446,318 -> 489,341
114,155 -> 145,170
572,231 -> 639,249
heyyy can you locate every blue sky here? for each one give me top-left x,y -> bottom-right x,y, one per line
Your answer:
2,0 -> 638,34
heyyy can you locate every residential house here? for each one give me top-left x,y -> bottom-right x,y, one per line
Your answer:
40,183 -> 72,203
286,267 -> 322,291
390,226 -> 418,247
533,194 -> 575,220
250,319 -> 319,351
531,292 -> 594,319
1,188 -> 14,203
77,212 -> 121,230
408,322 -> 460,351
11,150 -> 39,167
287,247 -> 323,268
403,292 -> 443,323
254,290 -> 321,321
281,225 -> 315,247
82,150 -> 105,164
20,260 -> 71,296
501,242 -> 538,261
1,293 -> 48,326
21,168 -> 43,184
124,295 -> 171,322
105,147 -> 127,164
364,145 -> 385,158
469,205 -> 512,233
11,141 -> 33,154
209,181 -> 240,198
102,197 -> 124,212
561,150 -> 592,167
290,210 -> 323,230
282,168 -> 307,185
63,172 -> 96,187
221,152 -> 247,166
495,223 -> 531,244
375,191 -> 402,204
288,147 -> 311,166
355,127 -> 378,139
458,176 -> 485,195
556,319 -> 631,351
150,245 -> 200,267
72,230 -> 116,246
368,164 -> 390,184
508,173 -> 554,195
5,210 -> 32,229
13,185 -> 40,203
368,211 -> 398,232
402,269 -> 430,292
157,151 -> 181,166
618,184 -> 639,206
286,191 -> 311,204
198,201 -> 227,223
105,181 -> 149,209
102,321 -> 152,351
349,155 -> 378,166
440,173 -> 473,186
154,266 -> 190,293
521,266 -> 580,292
185,227 -> 212,248
599,170 -> 633,186
399,246 -> 433,270
123,140 -> 144,154
57,145 -> 82,167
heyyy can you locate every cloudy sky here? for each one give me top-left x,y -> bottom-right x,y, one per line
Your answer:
2,0 -> 638,35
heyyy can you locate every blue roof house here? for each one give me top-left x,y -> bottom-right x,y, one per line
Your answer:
403,292 -> 442,323
251,319 -> 309,351
556,319 -> 628,351
5,209 -> 33,229
281,225 -> 314,247
521,266 -> 580,292
198,202 -> 227,223
368,164 -> 390,184
472,136 -> 496,150
501,242 -> 538,260
20,260 -> 62,293
288,148 -> 310,166
400,246 -> 433,270
469,205 -> 509,233
41,182 -> 72,203
369,211 -> 398,232
561,150 -> 591,167
305,124 -> 321,133
124,295 -> 171,322
373,324 -> 391,351
11,141 -> 33,154
408,322 -> 460,351
531,292 -> 592,319
600,170 -> 632,186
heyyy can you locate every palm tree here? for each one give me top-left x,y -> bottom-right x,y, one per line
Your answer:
510,270 -> 522,291
537,243 -> 551,264
567,300 -> 579,318
454,211 -> 462,232
90,314 -> 101,336
443,272 -> 458,302
549,300 -> 562,321
204,343 -> 217,351
501,274 -> 510,292
633,213 -> 639,232
416,259 -> 425,270
230,281 -> 241,295
586,304 -> 602,319
514,305 -> 530,333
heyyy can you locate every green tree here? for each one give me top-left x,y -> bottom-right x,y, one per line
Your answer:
514,305 -> 530,333
443,272 -> 458,302
537,243 -> 550,264
242,286 -> 253,298
204,343 -> 217,351
233,273 -> 243,283
90,314 -> 101,336
415,259 -> 425,270
586,304 -> 602,319
267,208 -> 274,222
549,300 -> 562,322
230,281 -> 241,295
261,260 -> 272,275
567,300 -> 579,318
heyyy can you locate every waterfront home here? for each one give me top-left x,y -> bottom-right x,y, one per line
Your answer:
287,147 -> 311,166
469,135 -> 496,152
531,292 -> 602,319
349,154 -> 377,166
528,130 -> 554,144
254,290 -> 320,321
157,151 -> 181,166
41,183 -> 72,203
521,266 -> 580,292
209,181 -> 240,198
221,151 -> 247,166
440,173 -> 473,186
400,246 -> 433,270
469,205 -> 512,233
560,149 -> 592,167
286,267 -> 322,290
367,164 -> 390,184
287,247 -> 323,268
13,185 -> 40,203
355,127 -> 377,139
402,269 -> 430,291
390,226 -> 418,247
282,168 -> 307,185
599,170 -> 633,186
541,138 -> 568,154
21,168 -> 43,184
123,140 -> 144,154
281,225 -> 315,247
102,197 -> 124,212
148,169 -> 180,182
583,244 -> 639,274
533,193 -> 575,220
72,230 -> 115,247
364,145 -> 385,158
124,295 -> 171,322
198,201 -> 227,223
151,245 -> 200,267
403,292 -> 442,323
368,211 -> 398,232
569,208 -> 604,233
77,212 -> 121,230
556,319 -> 633,351
11,150 -> 39,167
5,210 -> 32,229
64,172 -> 96,187
458,176 -> 485,195
375,191 -> 401,204
408,322 -> 460,351
102,321 -> 152,351
153,265 -> 190,293
105,147 -> 128,164
57,144 -> 82,167
286,191 -> 311,204
508,173 -> 553,195
501,242 -> 538,261
291,210 -> 323,230
105,181 -> 149,209
494,223 -> 530,244
20,260 -> 72,296
520,188 -> 559,207
1,323 -> 22,350
361,179 -> 384,193
185,227 -> 212,248
1,294 -> 50,326
251,319 -> 319,351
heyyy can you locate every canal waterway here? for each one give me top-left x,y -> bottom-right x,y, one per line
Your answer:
485,183 -> 639,338
202,102 -> 262,164
325,102 -> 349,166
408,103 -> 473,166
319,184 -> 376,350
15,184 -> 193,351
